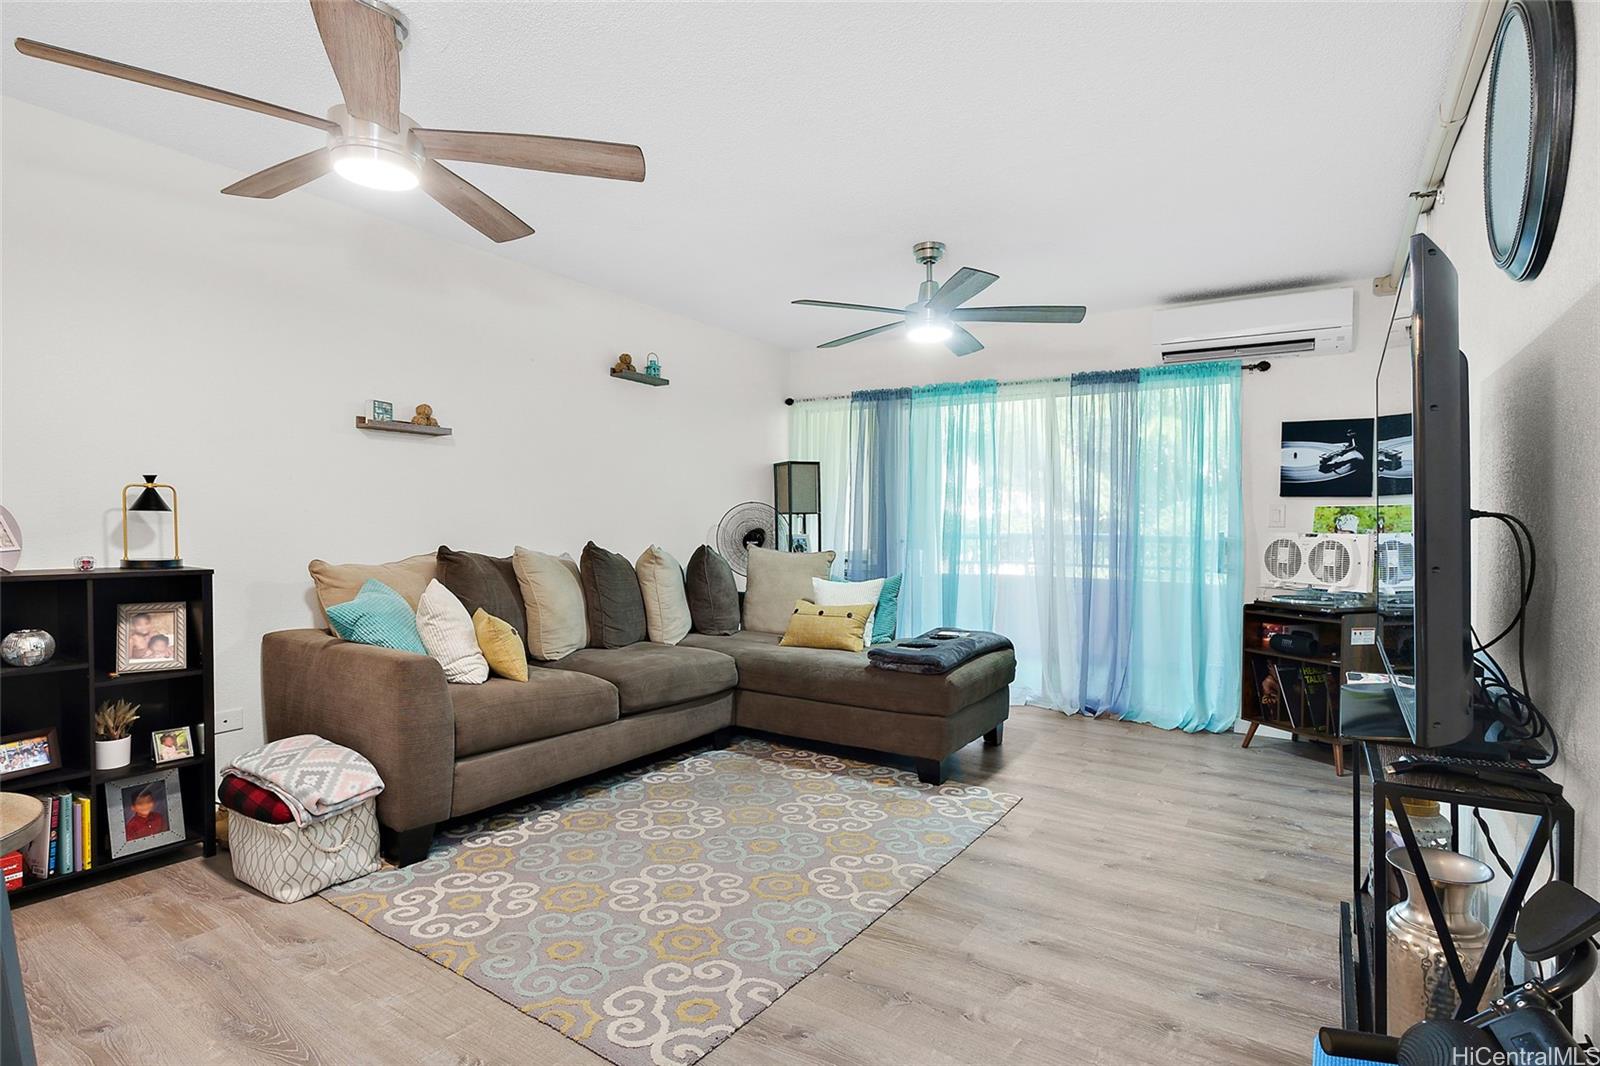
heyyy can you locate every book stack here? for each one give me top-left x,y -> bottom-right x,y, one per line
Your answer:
23,790 -> 92,881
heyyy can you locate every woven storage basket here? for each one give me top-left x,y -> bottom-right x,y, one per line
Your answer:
228,800 -> 380,903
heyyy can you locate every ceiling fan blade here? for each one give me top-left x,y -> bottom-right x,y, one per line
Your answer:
419,160 -> 534,243
12,38 -> 337,132
927,267 -> 998,314
413,129 -> 645,182
951,305 -> 1087,324
945,324 -> 985,357
221,149 -> 332,198
310,0 -> 402,131
818,322 -> 903,348
793,300 -> 905,314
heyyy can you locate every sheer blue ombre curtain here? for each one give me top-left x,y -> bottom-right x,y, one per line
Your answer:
902,381 -> 998,633
788,360 -> 1241,733
841,388 -> 910,581
1123,362 -> 1243,731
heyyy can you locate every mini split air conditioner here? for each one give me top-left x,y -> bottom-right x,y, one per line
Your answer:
1154,288 -> 1355,363
1260,532 -> 1374,593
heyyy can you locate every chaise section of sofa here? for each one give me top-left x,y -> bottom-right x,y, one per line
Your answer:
680,629 -> 1015,783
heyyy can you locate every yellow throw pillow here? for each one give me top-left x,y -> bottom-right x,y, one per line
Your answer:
472,608 -> 529,682
779,599 -> 876,653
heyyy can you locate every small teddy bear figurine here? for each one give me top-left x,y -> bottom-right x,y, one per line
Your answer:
611,353 -> 637,374
411,403 -> 439,427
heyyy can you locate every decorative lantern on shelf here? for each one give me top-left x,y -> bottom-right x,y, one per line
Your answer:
121,474 -> 181,569
773,461 -> 822,554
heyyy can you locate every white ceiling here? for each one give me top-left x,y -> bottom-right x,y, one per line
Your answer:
1,1 -> 1468,350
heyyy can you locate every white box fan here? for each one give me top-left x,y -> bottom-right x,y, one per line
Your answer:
1260,533 -> 1374,593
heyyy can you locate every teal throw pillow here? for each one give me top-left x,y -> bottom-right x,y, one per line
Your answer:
326,579 -> 427,654
872,574 -> 902,645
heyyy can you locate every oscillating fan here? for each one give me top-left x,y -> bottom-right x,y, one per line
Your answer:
715,502 -> 776,576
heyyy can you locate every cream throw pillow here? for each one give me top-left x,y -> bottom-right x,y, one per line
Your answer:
415,580 -> 489,684
512,547 -> 588,660
635,546 -> 692,645
811,576 -> 884,632
309,553 -> 437,617
743,546 -> 837,634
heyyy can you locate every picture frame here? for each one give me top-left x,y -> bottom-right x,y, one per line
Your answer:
150,726 -> 195,764
0,727 -> 60,781
1279,417 -> 1375,498
370,399 -> 394,422
114,601 -> 188,673
105,768 -> 185,859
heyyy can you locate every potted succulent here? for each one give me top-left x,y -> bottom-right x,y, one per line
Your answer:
93,698 -> 140,770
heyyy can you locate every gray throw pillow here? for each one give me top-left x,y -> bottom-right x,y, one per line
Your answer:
580,542 -> 647,648
436,546 -> 526,646
742,546 -> 837,634
685,546 -> 741,635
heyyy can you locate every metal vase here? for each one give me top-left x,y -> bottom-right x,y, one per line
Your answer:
1385,846 -> 1502,1031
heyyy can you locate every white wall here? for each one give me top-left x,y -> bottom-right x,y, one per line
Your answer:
0,99 -> 787,768
783,281 -> 1399,618
1421,0 -> 1600,1033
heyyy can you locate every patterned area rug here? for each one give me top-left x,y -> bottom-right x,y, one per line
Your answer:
322,737 -> 1019,1066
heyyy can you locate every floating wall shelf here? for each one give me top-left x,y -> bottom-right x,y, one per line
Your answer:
355,417 -> 453,437
610,370 -> 669,387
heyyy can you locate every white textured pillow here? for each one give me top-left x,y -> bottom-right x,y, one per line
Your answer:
743,546 -> 837,634
415,580 -> 489,684
636,546 -> 692,645
512,547 -> 588,660
811,576 -> 884,631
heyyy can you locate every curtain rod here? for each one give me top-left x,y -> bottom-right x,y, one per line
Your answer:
782,360 -> 1271,405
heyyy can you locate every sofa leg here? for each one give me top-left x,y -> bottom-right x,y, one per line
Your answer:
984,723 -> 1004,747
385,824 -> 435,867
914,758 -> 946,786
709,727 -> 737,750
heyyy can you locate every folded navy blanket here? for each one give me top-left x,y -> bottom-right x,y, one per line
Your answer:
867,629 -> 1013,675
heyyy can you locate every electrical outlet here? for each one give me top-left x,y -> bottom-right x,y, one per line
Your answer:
1269,505 -> 1286,529
216,707 -> 243,734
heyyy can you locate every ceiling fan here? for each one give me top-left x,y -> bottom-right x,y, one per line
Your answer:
12,0 -> 645,243
794,241 -> 1086,356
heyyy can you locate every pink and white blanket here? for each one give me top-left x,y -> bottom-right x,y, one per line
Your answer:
226,735 -> 384,827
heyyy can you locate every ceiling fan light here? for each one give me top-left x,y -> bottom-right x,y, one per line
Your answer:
907,307 -> 953,344
330,143 -> 419,191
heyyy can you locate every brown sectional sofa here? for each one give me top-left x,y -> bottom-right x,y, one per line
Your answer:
262,608 -> 1013,865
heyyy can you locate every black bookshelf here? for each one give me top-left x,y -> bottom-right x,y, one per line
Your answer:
1,568 -> 216,901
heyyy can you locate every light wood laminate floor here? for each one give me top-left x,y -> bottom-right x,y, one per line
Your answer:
14,708 -> 1349,1065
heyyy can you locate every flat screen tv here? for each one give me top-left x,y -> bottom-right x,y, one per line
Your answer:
1373,233 -> 1474,748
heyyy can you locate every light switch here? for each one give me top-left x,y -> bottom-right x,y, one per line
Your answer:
1269,505 -> 1286,529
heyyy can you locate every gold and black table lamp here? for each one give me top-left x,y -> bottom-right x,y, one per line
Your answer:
121,474 -> 181,569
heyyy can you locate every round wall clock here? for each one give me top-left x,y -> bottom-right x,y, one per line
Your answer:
1482,0 -> 1576,282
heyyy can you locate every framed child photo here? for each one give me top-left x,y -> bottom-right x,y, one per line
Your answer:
105,768 -> 186,859
151,726 -> 195,764
114,601 -> 188,673
0,727 -> 60,781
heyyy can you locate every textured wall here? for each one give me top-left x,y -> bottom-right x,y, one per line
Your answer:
1474,292 -> 1600,1030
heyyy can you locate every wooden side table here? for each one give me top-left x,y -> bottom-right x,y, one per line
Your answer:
0,794 -> 44,856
